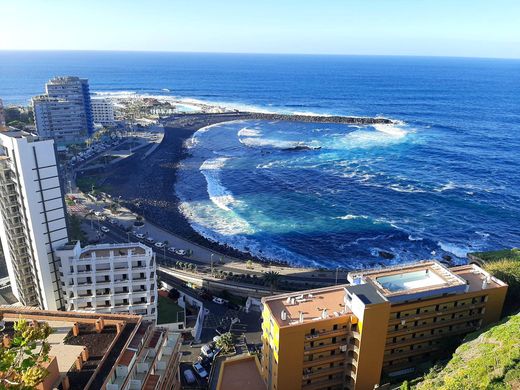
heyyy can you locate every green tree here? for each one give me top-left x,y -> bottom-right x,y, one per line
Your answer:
0,317 -> 53,389
246,260 -> 253,270
263,271 -> 281,294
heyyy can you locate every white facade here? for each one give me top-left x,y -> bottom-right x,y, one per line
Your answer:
0,98 -> 5,128
0,131 -> 68,310
57,242 -> 158,322
91,98 -> 115,126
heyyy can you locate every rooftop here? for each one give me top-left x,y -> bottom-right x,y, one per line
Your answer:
451,264 -> 506,292
79,242 -> 148,259
217,355 -> 265,390
0,306 -> 141,390
262,285 -> 352,327
348,261 -> 468,299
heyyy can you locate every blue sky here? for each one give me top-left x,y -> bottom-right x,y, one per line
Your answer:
0,0 -> 519,58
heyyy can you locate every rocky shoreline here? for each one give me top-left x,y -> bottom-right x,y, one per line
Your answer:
244,112 -> 395,125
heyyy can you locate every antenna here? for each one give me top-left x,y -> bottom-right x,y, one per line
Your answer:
281,310 -> 287,321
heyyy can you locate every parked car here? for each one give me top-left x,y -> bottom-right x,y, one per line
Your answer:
167,247 -> 176,253
145,237 -> 156,244
212,297 -> 228,305
100,226 -> 110,233
192,362 -> 208,378
134,233 -> 145,239
201,344 -> 214,359
94,211 -> 102,216
183,369 -> 196,384
175,249 -> 188,256
154,242 -> 166,248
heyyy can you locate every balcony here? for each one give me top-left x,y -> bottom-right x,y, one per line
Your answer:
388,313 -> 484,337
302,378 -> 348,390
302,354 -> 345,368
304,341 -> 346,355
303,365 -> 345,380
385,325 -> 479,350
388,303 -> 486,326
305,328 -> 349,341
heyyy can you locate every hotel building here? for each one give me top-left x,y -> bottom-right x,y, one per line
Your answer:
56,241 -> 158,322
261,261 -> 507,390
0,306 -> 181,390
0,130 -> 68,310
91,97 -> 116,126
32,76 -> 94,144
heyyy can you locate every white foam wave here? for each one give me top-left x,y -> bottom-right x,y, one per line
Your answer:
238,128 -> 262,137
199,157 -> 240,212
437,241 -> 470,258
335,214 -> 369,220
408,235 -> 423,241
373,123 -> 408,138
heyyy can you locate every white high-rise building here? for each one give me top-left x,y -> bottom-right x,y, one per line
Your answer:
91,97 -> 115,126
0,130 -> 68,310
0,98 -> 6,128
32,76 -> 94,145
56,242 -> 158,321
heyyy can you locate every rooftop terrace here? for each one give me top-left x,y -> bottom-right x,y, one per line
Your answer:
217,355 -> 265,390
79,242 -> 148,259
262,285 -> 352,327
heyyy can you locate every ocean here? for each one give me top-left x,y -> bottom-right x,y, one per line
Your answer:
1,51 -> 519,269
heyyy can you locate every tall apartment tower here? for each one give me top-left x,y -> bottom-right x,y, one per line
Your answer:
0,130 -> 68,310
56,242 -> 158,322
261,261 -> 507,390
0,98 -> 6,128
32,76 -> 94,145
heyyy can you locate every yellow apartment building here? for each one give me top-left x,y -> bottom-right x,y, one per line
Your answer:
261,260 -> 507,390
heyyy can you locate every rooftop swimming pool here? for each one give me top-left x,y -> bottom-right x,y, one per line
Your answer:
376,270 -> 446,292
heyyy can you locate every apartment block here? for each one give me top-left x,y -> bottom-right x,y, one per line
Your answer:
0,306 -> 181,390
32,76 -> 94,145
56,242 -> 158,322
261,261 -> 507,390
91,97 -> 116,126
0,130 -> 68,310
0,98 -> 6,128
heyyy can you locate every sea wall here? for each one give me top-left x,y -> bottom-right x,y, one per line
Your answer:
244,112 -> 394,125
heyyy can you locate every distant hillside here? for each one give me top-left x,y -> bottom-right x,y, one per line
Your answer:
413,314 -> 520,390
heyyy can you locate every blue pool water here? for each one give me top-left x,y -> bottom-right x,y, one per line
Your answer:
1,51 -> 519,268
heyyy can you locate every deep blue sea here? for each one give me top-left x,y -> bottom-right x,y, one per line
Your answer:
1,51 -> 520,268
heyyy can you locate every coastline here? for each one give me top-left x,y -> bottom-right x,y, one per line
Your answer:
96,113 -> 281,265
83,111 -> 399,268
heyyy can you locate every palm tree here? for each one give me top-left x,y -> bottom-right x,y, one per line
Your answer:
216,332 -> 234,353
263,271 -> 281,294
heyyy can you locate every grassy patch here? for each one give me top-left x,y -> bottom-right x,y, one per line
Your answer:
414,314 -> 520,390
157,295 -> 185,325
470,248 -> 520,263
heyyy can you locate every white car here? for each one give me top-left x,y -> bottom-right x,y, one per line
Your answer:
175,249 -> 188,256
154,242 -> 166,248
183,369 -> 196,384
94,211 -> 102,216
100,226 -> 110,233
201,344 -> 214,359
212,297 -> 228,305
192,362 -> 208,378
167,247 -> 176,253
135,233 -> 145,239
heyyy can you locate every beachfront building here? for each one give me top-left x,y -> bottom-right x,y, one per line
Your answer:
0,306 -> 181,390
56,241 -> 158,322
261,260 -> 507,390
32,76 -> 94,145
0,130 -> 69,310
0,98 -> 6,128
91,97 -> 116,126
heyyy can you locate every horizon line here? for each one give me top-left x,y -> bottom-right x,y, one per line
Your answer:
0,49 -> 519,61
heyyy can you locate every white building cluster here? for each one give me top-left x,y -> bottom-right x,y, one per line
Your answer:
0,130 -> 158,321
57,242 -> 157,321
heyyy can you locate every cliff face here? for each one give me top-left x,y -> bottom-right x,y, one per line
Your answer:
414,314 -> 520,390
